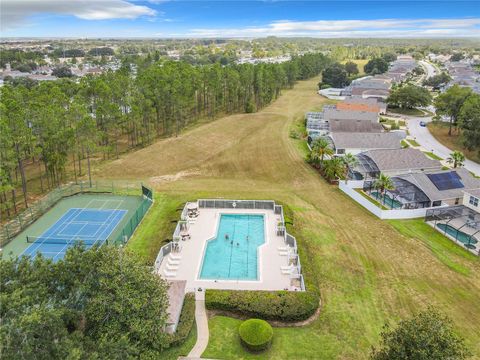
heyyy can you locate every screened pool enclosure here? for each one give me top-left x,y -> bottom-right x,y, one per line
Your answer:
363,177 -> 432,209
425,205 -> 480,252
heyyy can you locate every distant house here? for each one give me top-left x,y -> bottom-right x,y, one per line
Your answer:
329,131 -> 405,155
351,148 -> 443,179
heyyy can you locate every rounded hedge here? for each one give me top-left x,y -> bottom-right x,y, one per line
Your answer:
238,319 -> 273,352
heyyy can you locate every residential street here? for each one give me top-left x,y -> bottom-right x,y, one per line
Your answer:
406,116 -> 480,176
419,60 -> 437,79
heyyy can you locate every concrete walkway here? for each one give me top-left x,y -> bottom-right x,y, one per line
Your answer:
187,290 -> 209,359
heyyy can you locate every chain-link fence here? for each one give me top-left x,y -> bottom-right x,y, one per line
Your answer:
1,180 -> 149,247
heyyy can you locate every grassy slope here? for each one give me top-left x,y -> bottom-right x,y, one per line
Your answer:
428,122 -> 480,163
99,78 -> 480,359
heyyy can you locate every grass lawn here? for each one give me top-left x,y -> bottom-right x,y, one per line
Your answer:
422,151 -> 443,161
406,138 -> 420,147
161,323 -> 197,360
427,122 -> 480,163
99,78 -> 480,359
387,107 -> 427,117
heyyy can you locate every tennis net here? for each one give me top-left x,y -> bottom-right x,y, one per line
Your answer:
26,236 -> 106,246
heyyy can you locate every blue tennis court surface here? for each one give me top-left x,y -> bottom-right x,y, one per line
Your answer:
22,208 -> 127,261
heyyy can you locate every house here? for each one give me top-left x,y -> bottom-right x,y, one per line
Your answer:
396,168 -> 480,207
165,280 -> 187,334
463,189 -> 480,212
352,148 -> 443,179
336,101 -> 380,114
323,108 -> 379,123
342,97 -> 387,114
329,131 -> 405,155
329,119 -> 384,134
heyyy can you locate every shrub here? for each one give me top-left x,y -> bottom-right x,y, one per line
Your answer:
205,289 -> 318,321
167,293 -> 196,347
238,319 -> 273,352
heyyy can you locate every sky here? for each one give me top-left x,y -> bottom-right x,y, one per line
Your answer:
1,0 -> 480,38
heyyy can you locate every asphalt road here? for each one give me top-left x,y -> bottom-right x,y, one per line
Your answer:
406,116 -> 480,176
419,60 -> 437,79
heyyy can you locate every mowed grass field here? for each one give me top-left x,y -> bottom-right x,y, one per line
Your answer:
98,78 -> 480,359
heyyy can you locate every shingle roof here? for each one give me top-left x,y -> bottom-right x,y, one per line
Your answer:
336,102 -> 380,113
397,168 -> 480,202
324,108 -> 379,122
330,119 -> 384,133
464,189 -> 480,198
362,148 -> 443,172
331,131 -> 404,150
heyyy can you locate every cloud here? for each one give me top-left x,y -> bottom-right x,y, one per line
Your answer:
186,18 -> 480,38
1,0 -> 157,31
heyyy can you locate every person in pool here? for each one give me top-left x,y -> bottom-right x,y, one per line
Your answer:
225,234 -> 229,240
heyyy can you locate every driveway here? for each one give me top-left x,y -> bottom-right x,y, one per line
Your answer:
406,116 -> 480,176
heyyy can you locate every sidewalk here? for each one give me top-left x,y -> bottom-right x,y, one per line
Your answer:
187,290 -> 209,359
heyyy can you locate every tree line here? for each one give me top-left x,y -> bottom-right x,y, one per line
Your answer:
0,53 -> 330,219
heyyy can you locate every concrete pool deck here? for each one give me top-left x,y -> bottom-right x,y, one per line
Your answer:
157,207 -> 301,291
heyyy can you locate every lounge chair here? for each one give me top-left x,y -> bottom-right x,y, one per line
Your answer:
166,263 -> 179,271
168,258 -> 180,266
163,269 -> 177,278
169,253 -> 182,260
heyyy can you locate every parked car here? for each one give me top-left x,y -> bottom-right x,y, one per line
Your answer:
419,121 -> 426,127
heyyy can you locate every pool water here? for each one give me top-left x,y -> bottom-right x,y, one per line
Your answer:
371,191 -> 402,209
437,223 -> 478,247
199,214 -> 265,280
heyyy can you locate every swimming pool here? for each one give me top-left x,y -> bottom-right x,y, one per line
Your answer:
371,191 -> 403,209
436,223 -> 478,248
199,214 -> 265,280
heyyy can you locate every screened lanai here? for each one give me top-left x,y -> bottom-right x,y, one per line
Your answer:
425,205 -> 480,252
363,177 -> 432,209
349,153 -> 380,180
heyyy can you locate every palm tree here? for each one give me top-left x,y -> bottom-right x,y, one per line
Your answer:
342,153 -> 358,183
323,157 -> 346,182
310,138 -> 334,168
373,173 -> 395,205
447,151 -> 465,168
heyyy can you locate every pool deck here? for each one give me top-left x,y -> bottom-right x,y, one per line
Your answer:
157,207 -> 300,291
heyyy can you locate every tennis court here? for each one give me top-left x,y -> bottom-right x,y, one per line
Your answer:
2,191 -> 152,260
22,206 -> 127,261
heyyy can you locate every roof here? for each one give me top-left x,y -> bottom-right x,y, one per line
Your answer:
351,87 -> 390,97
166,280 -> 187,325
397,168 -> 480,202
331,131 -> 404,150
329,119 -> 384,133
464,189 -> 480,198
336,102 -> 380,113
324,108 -> 379,122
362,148 -> 443,172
